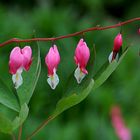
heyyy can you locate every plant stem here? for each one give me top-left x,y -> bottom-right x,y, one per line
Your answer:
11,133 -> 16,140
18,125 -> 22,140
0,17 -> 140,47
26,115 -> 56,140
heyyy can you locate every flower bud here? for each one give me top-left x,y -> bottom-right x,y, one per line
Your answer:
108,33 -> 122,63
74,38 -> 90,83
45,45 -> 60,89
113,33 -> 122,52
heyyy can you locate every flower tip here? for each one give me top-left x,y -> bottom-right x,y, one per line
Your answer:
81,67 -> 88,74
12,69 -> 23,89
47,72 -> 59,89
74,66 -> 86,84
113,33 -> 123,52
108,51 -> 119,63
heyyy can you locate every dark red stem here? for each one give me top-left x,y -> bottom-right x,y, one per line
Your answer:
0,17 -> 140,47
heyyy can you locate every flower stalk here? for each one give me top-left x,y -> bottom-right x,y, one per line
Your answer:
0,17 -> 140,48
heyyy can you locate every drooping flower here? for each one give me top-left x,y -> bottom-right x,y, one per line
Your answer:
108,33 -> 122,63
74,38 -> 90,84
111,106 -> 131,140
9,46 -> 32,89
45,45 -> 60,89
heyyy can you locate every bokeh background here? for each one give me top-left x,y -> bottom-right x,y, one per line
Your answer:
0,0 -> 140,139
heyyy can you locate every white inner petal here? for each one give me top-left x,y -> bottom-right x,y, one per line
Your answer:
12,68 -> 23,89
108,51 -> 119,63
74,66 -> 86,84
47,71 -> 59,90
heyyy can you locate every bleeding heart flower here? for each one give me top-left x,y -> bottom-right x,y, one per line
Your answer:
74,38 -> 90,84
45,45 -> 60,89
108,33 -> 122,63
9,46 -> 32,89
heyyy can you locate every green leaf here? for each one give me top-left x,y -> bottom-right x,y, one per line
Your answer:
0,79 -> 20,112
0,113 -> 13,134
17,41 -> 41,106
51,48 -> 128,119
24,47 -> 129,137
53,79 -> 94,116
93,48 -> 128,90
12,103 -> 29,130
0,103 -> 29,134
63,45 -> 95,96
52,46 -> 95,116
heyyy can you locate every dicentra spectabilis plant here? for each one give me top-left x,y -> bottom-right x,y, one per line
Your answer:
0,17 -> 139,140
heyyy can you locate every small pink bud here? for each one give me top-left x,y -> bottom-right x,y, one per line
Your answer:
113,33 -> 123,52
74,38 -> 90,83
45,45 -> 60,89
9,46 -> 32,89
108,33 -> 122,63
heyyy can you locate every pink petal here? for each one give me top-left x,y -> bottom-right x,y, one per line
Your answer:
22,46 -> 32,71
81,67 -> 88,74
74,38 -> 90,72
45,45 -> 60,76
9,47 -> 23,74
113,33 -> 122,52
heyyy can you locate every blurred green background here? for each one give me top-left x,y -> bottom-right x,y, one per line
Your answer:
0,0 -> 140,139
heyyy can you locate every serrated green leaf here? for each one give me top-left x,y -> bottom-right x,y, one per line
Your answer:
16,41 -> 41,105
0,79 -> 20,112
93,48 -> 128,90
12,103 -> 29,130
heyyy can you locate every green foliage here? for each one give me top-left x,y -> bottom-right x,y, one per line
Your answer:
12,103 -> 29,130
0,37 -> 40,134
0,113 -> 13,134
49,46 -> 95,117
0,79 -> 20,112
49,47 -> 128,126
93,48 -> 128,90
0,0 -> 140,139
0,103 -> 29,134
53,79 -> 94,116
16,41 -> 41,106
